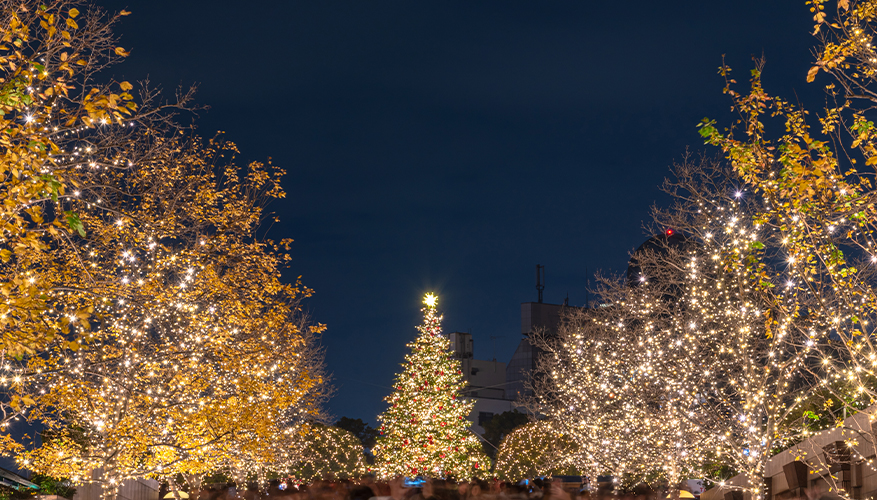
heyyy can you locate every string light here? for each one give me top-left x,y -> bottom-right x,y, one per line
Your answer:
372,294 -> 489,480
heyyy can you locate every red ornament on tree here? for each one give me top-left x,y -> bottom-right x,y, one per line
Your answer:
373,293 -> 489,479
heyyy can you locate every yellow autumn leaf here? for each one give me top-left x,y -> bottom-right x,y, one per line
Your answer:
0,0 -> 326,482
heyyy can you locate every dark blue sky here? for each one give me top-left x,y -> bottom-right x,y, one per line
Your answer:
98,0 -> 824,425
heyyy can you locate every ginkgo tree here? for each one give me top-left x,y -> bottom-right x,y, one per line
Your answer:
10,135 -> 329,498
0,0 -> 329,495
0,0 -> 207,458
696,2 -> 877,496
0,0 -> 182,363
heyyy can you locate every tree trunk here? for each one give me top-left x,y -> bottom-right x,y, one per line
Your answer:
171,480 -> 183,500
185,475 -> 203,496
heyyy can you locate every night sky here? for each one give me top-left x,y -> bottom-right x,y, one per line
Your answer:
95,0 -> 825,426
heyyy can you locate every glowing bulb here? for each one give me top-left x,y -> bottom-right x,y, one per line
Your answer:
423,293 -> 437,308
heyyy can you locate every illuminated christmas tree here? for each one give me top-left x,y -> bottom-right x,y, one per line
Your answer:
372,294 -> 489,479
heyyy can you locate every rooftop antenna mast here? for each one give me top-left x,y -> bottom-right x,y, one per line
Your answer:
489,335 -> 506,361
536,264 -> 545,303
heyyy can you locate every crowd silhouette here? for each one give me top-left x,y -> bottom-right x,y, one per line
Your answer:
173,477 -> 670,500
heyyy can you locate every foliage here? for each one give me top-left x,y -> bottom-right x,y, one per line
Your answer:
0,0 -> 205,454
31,474 -> 75,499
0,0 -> 142,363
493,420 -> 580,481
335,417 -> 380,450
481,410 -> 529,459
694,0 -> 877,496
0,0 -> 330,494
14,148 -> 326,489
372,294 -> 490,480
779,374 -> 876,440
0,475 -> 72,500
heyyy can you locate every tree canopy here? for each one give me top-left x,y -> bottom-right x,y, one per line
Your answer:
0,0 -> 329,494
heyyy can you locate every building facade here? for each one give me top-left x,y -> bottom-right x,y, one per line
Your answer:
448,299 -> 568,435
702,405 -> 877,500
448,331 -> 516,434
506,301 -> 566,400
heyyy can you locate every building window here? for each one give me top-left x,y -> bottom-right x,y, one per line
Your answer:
478,412 -> 494,426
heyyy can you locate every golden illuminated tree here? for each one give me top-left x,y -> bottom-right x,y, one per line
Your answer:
373,294 -> 489,480
0,0 -> 194,361
0,0 -> 204,455
651,158 -> 823,495
10,136 -> 328,496
0,0 -> 329,494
